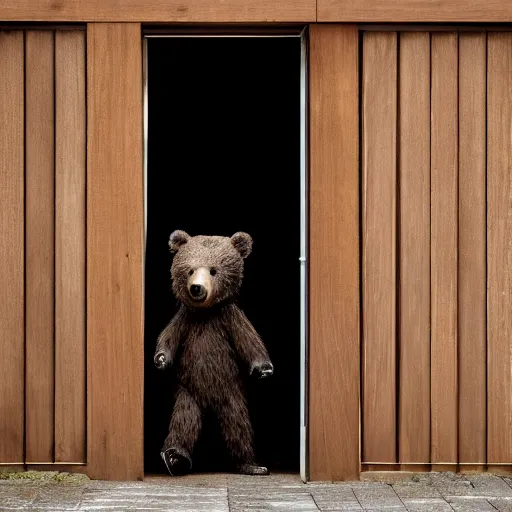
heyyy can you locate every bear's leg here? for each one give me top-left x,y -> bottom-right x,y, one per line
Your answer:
218,391 -> 269,476
161,387 -> 201,476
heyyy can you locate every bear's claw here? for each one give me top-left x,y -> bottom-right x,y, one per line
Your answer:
250,361 -> 274,379
161,448 -> 192,476
238,464 -> 269,476
154,351 -> 169,370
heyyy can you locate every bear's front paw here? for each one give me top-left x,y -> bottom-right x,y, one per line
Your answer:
154,350 -> 171,370
250,361 -> 274,380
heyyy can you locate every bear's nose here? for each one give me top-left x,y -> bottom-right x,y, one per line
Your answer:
190,284 -> 206,300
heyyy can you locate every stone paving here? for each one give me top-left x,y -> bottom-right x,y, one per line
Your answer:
1,471 -> 512,511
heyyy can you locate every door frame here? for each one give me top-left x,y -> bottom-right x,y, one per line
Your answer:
142,27 -> 310,481
86,22 -> 360,482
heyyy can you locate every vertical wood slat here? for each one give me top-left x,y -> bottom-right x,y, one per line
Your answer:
25,30 -> 55,464
87,23 -> 143,480
487,32 -> 512,465
430,33 -> 458,470
55,30 -> 86,463
309,24 -> 360,481
0,32 -> 25,464
458,32 -> 487,469
398,32 -> 431,469
362,31 -> 397,465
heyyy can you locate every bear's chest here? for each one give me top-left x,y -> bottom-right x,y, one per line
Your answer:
177,320 -> 240,399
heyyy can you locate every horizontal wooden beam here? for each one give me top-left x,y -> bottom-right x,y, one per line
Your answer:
318,0 -> 512,22
2,0 -> 512,22
0,0 -> 315,22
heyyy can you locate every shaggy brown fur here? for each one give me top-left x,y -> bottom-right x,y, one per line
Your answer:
154,231 -> 273,476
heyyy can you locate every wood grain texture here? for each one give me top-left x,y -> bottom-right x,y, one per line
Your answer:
361,31 -> 397,464
458,32 -> 487,467
0,0 -> 315,22
398,32 -> 431,467
318,0 -> 512,22
430,33 -> 458,470
55,30 -> 86,463
309,24 -> 360,481
487,465 -> 512,474
487,32 -> 512,464
87,23 -> 143,480
25,30 -> 55,464
0,32 -> 24,464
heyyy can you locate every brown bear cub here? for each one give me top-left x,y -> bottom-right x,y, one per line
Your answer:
154,230 -> 274,476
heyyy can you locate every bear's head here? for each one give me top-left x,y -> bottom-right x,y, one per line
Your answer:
168,230 -> 253,309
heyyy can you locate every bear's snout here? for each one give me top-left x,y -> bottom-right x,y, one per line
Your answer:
190,284 -> 206,299
187,267 -> 212,304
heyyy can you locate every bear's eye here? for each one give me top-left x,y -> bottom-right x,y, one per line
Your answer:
210,268 -> 217,276
188,269 -> 194,276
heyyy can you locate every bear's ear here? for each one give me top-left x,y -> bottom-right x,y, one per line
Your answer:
169,230 -> 190,253
231,232 -> 253,259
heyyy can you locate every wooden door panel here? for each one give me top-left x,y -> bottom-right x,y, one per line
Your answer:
458,32 -> 487,469
487,32 -> 512,465
361,31 -> 397,466
430,32 -> 458,471
25,30 -> 56,464
397,32 -> 431,468
0,31 -> 25,465
361,28 -> 510,470
55,30 -> 87,464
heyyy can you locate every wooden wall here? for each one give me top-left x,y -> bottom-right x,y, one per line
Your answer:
0,28 -> 86,467
2,21 -> 512,482
0,24 -> 143,481
361,29 -> 512,471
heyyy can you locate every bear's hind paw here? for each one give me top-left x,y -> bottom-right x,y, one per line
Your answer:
238,464 -> 269,476
161,448 -> 192,476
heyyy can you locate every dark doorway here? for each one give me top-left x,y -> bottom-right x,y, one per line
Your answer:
144,36 -> 301,474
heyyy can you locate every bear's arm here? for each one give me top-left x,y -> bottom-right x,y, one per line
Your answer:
154,305 -> 186,370
225,304 -> 273,378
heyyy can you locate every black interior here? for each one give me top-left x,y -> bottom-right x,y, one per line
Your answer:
144,36 -> 301,474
